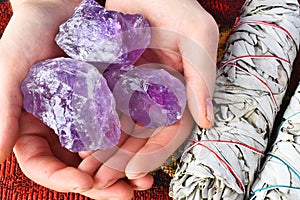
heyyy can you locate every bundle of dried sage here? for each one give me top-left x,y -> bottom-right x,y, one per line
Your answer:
169,0 -> 300,199
250,83 -> 300,199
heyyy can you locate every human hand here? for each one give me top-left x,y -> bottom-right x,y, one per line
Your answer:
106,0 -> 219,128
78,0 -> 219,190
14,111 -> 155,199
0,0 -> 96,196
0,0 -> 82,163
1,1 -> 152,199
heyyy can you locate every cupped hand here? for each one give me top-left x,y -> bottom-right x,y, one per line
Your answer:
78,0 -> 219,191
106,0 -> 219,128
0,0 -> 82,163
15,111 -> 149,200
1,1 -> 151,199
0,0 -> 97,196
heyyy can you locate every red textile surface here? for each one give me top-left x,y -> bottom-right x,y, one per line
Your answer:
0,1 -> 12,38
0,0 -> 300,199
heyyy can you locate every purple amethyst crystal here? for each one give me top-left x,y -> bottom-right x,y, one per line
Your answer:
103,65 -> 186,128
55,0 -> 151,68
21,57 -> 121,152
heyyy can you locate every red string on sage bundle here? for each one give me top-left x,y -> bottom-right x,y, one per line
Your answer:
181,139 -> 265,193
224,18 -> 295,112
232,17 -> 296,44
220,55 -> 293,70
221,62 -> 280,112
189,140 -> 265,155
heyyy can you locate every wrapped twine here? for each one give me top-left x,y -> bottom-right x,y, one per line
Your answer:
169,0 -> 300,199
250,83 -> 300,199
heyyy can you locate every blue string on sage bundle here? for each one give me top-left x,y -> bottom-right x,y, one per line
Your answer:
250,83 -> 300,199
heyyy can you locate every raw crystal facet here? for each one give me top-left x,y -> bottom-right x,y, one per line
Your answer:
103,65 -> 187,128
55,0 -> 151,68
21,57 -> 121,152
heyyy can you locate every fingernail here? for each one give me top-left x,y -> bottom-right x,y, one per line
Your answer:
127,172 -> 148,180
107,198 -> 119,200
134,187 -> 151,191
130,182 -> 152,191
206,98 -> 214,124
72,187 -> 90,193
132,184 -> 152,191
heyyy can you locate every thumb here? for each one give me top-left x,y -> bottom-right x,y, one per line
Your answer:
179,19 -> 218,129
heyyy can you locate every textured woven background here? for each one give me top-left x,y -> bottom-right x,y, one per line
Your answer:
0,0 -> 300,199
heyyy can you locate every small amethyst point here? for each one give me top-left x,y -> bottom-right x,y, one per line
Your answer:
55,0 -> 151,68
21,57 -> 121,152
104,66 -> 186,128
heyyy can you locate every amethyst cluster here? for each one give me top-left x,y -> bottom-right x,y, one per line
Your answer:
55,0 -> 151,68
103,65 -> 186,128
21,58 -> 120,152
22,0 -> 186,152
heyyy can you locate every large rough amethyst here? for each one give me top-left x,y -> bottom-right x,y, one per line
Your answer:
55,0 -> 151,68
21,57 -> 121,152
103,65 -> 187,128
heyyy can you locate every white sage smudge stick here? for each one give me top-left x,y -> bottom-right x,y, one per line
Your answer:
169,0 -> 300,199
250,83 -> 300,199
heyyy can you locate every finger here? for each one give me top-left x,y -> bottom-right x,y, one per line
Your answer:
19,112 -> 82,167
78,114 -> 134,176
14,113 -> 93,192
78,132 -> 129,176
127,174 -> 154,191
125,109 -> 193,179
179,16 -> 219,128
81,180 -> 134,200
93,135 -> 148,189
